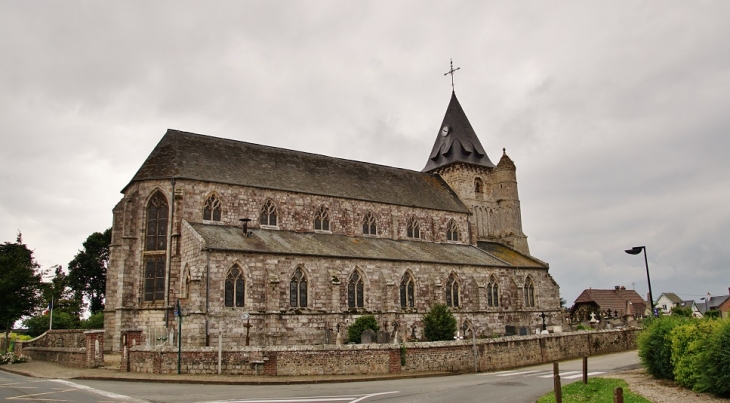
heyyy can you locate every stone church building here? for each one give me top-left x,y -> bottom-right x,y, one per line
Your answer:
104,91 -> 561,350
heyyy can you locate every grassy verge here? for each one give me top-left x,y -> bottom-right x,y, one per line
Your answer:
536,378 -> 652,403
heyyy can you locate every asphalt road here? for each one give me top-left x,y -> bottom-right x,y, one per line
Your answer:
1,350 -> 640,403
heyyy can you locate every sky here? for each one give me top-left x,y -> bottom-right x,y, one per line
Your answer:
1,1 -> 729,305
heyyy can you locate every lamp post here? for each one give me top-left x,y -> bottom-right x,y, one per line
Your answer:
625,246 -> 655,316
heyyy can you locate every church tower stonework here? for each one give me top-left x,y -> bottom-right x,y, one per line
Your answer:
424,91 -> 529,254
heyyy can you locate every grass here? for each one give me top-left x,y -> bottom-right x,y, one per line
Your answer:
536,378 -> 652,403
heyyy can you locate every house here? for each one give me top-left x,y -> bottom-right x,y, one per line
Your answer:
570,286 -> 647,321
698,289 -> 730,318
655,292 -> 682,314
677,300 -> 702,317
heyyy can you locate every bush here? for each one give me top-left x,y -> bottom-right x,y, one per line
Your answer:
670,306 -> 693,317
0,353 -> 28,365
23,312 -> 79,337
80,312 -> 104,329
347,315 -> 379,343
670,319 -> 721,391
637,315 -> 687,379
423,303 -> 457,341
705,319 -> 730,396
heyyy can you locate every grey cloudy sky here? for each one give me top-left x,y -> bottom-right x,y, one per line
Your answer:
1,1 -> 729,305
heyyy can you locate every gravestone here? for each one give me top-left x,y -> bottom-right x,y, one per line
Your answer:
377,330 -> 390,344
505,325 -> 516,336
519,327 -> 528,336
361,329 -> 376,344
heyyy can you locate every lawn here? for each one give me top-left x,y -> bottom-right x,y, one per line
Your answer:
537,378 -> 652,403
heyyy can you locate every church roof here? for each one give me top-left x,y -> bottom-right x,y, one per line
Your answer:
187,222 -> 530,267
422,91 -> 495,172
476,242 -> 547,268
126,129 -> 470,213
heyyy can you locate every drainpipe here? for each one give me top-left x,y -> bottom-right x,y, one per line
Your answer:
165,178 -> 176,328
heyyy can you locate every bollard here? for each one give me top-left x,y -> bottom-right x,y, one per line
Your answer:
583,355 -> 588,384
553,362 -> 562,403
613,386 -> 624,403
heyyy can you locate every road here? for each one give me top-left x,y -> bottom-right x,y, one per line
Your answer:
0,350 -> 640,403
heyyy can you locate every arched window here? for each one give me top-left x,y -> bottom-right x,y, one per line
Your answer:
445,274 -> 459,307
487,275 -> 499,307
290,267 -> 307,308
362,212 -> 377,235
143,255 -> 165,302
446,219 -> 459,242
348,270 -> 364,308
474,177 -> 483,194
314,205 -> 330,231
400,272 -> 415,308
259,199 -> 277,226
145,191 -> 168,251
407,216 -> 420,239
203,194 -> 222,221
225,265 -> 245,307
524,277 -> 535,308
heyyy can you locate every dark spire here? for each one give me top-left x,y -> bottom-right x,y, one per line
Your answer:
422,91 -> 495,172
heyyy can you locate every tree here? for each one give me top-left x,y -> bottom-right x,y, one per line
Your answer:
423,303 -> 457,341
347,315 -> 380,343
0,233 -> 44,352
68,228 -> 111,314
42,265 -> 82,321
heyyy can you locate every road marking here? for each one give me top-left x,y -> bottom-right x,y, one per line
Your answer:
50,380 -> 145,402
200,391 -> 399,403
6,387 -> 76,400
537,371 -> 580,378
494,370 -> 539,377
563,371 -> 605,379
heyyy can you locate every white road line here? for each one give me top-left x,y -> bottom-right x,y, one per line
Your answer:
537,371 -> 580,378
201,391 -> 399,403
50,379 -> 146,402
563,371 -> 605,379
495,370 -> 539,377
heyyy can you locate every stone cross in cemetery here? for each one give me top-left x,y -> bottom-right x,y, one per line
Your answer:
242,313 -> 252,346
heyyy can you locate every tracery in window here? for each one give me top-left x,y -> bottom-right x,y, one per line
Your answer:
289,267 -> 308,308
145,191 -> 168,251
406,216 -> 420,239
474,177 -> 483,194
314,205 -> 330,231
523,276 -> 535,308
225,265 -> 245,307
143,255 -> 165,302
446,219 -> 459,242
348,270 -> 364,308
362,212 -> 377,235
400,272 -> 415,308
203,194 -> 222,221
487,275 -> 499,307
445,274 -> 460,307
259,199 -> 277,226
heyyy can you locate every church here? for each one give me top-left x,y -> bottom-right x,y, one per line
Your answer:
104,90 -> 561,350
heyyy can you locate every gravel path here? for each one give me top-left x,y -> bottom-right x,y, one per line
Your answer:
605,369 -> 728,403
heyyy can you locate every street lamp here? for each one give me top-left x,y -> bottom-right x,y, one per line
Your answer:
625,246 -> 655,316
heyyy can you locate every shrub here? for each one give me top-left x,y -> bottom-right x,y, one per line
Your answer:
0,353 -> 28,365
671,318 -> 721,391
670,306 -> 693,317
80,312 -> 104,329
637,315 -> 687,379
23,312 -> 79,337
423,303 -> 457,341
347,315 -> 379,343
705,319 -> 730,396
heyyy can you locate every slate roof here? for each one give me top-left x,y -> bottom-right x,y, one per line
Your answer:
125,130 -> 470,213
698,295 -> 730,315
476,241 -> 547,268
187,222 -> 528,267
423,91 -> 495,172
572,288 -> 647,316
658,292 -> 682,304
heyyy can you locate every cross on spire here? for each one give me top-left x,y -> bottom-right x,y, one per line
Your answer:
444,58 -> 461,91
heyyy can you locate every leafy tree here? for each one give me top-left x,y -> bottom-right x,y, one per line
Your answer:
0,233 -> 44,352
670,306 -> 693,317
42,265 -> 83,322
23,311 -> 78,337
80,312 -> 104,329
68,228 -> 111,314
423,303 -> 457,341
347,315 -> 380,343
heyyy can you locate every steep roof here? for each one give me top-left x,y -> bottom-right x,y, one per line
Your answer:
476,241 -> 547,268
126,130 -> 469,213
187,222 -> 514,267
422,91 -> 495,172
572,288 -> 647,316
658,292 -> 682,304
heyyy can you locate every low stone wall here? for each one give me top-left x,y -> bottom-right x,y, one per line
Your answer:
128,328 -> 639,375
15,329 -> 105,368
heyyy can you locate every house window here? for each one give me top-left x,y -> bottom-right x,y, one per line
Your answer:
407,216 -> 420,239
400,272 -> 415,308
145,191 -> 168,251
446,219 -> 459,242
290,267 -> 307,308
362,212 -> 377,235
445,274 -> 459,307
314,205 -> 330,231
474,177 -> 483,194
203,194 -> 222,221
348,270 -> 364,308
488,275 -> 499,307
225,265 -> 245,307
524,277 -> 535,308
143,255 -> 166,302
259,199 -> 277,226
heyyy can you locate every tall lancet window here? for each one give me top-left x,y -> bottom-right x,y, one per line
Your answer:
400,272 -> 415,308
524,277 -> 535,308
259,199 -> 277,226
445,274 -> 459,307
143,191 -> 168,302
348,270 -> 364,308
446,219 -> 459,242
362,212 -> 377,235
289,267 -> 307,308
203,194 -> 222,221
407,216 -> 420,239
487,275 -> 499,307
314,205 -> 330,231
145,191 -> 168,251
225,265 -> 245,307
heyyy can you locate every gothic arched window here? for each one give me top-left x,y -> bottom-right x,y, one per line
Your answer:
524,277 -> 535,308
400,272 -> 415,308
225,265 -> 245,307
203,194 -> 222,221
407,216 -> 420,239
362,212 -> 377,235
314,205 -> 330,231
446,219 -> 459,242
145,191 -> 168,251
488,275 -> 499,307
348,270 -> 364,308
259,199 -> 277,226
290,267 -> 307,308
474,177 -> 483,194
143,255 -> 165,302
445,274 -> 459,307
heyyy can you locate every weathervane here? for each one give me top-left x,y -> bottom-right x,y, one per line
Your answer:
444,58 -> 461,91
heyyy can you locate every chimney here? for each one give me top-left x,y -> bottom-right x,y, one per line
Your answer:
620,286 -> 626,290
239,218 -> 252,237
615,286 -> 620,290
